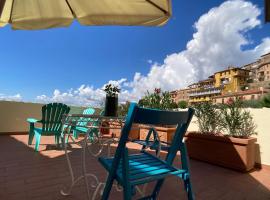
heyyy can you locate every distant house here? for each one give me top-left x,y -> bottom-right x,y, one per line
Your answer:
170,52 -> 270,104
170,88 -> 190,103
212,89 -> 267,104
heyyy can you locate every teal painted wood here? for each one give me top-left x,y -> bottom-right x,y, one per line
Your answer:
72,107 -> 95,139
98,103 -> 195,200
27,103 -> 70,151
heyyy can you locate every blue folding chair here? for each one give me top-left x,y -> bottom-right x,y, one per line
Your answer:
98,103 -> 195,200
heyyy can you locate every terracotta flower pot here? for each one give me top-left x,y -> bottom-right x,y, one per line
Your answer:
108,123 -> 140,140
185,132 -> 257,172
139,125 -> 177,143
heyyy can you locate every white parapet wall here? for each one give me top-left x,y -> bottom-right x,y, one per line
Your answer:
188,108 -> 270,166
0,101 -> 269,166
0,101 -> 43,133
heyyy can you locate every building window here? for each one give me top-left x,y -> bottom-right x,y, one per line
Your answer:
222,98 -> 224,104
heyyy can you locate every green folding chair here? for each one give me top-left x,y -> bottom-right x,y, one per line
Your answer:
27,103 -> 70,151
72,107 -> 96,139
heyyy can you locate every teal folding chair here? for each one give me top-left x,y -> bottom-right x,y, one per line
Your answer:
98,103 -> 195,200
27,103 -> 70,151
72,107 -> 96,139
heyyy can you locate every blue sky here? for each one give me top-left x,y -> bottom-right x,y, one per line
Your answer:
0,0 -> 270,106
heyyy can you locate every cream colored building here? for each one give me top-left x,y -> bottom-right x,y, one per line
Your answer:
243,52 -> 270,83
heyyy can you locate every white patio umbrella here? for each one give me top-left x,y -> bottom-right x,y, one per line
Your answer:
0,0 -> 171,30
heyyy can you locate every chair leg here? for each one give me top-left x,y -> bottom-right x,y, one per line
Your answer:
101,175 -> 114,200
28,130 -> 34,145
34,131 -> 41,151
122,148 -> 132,200
55,135 -> 59,145
73,130 -> 78,139
123,185 -> 132,200
180,143 -> 194,200
183,174 -> 194,200
28,124 -> 35,145
151,179 -> 164,199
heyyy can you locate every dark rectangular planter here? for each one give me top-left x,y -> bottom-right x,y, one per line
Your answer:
104,95 -> 118,117
185,132 -> 257,172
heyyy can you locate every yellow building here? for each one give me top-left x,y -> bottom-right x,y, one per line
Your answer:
188,77 -> 222,103
214,67 -> 249,94
187,67 -> 249,103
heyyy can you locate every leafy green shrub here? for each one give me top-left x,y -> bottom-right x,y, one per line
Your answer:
178,100 -> 188,109
261,94 -> 270,108
138,88 -> 177,110
118,101 -> 130,117
242,99 -> 263,108
104,84 -> 120,96
220,98 -> 257,138
193,101 -> 223,134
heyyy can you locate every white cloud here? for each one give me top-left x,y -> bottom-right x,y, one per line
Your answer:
147,59 -> 153,64
0,93 -> 22,101
124,0 -> 270,98
35,0 -> 270,106
35,79 -> 131,107
36,85 -> 105,107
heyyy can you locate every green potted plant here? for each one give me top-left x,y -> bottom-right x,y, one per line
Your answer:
185,98 -> 258,172
138,88 -> 178,143
104,83 -> 120,117
261,93 -> 270,108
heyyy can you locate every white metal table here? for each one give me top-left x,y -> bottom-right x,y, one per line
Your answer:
59,114 -> 144,200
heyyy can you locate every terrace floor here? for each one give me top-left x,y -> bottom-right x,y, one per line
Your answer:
0,134 -> 269,200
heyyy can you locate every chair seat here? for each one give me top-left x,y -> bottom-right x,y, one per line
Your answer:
74,126 -> 89,133
99,152 -> 188,186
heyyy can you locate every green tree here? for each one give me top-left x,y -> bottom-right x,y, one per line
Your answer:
220,98 -> 257,137
178,100 -> 188,109
118,101 -> 130,117
193,101 -> 223,134
261,94 -> 270,108
138,88 -> 177,110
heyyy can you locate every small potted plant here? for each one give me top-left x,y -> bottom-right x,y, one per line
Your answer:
185,98 -> 257,172
104,83 -> 120,117
138,88 -> 178,143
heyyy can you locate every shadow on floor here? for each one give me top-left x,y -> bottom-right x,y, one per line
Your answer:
0,135 -> 269,200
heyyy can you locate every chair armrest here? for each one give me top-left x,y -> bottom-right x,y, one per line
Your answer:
27,118 -> 40,123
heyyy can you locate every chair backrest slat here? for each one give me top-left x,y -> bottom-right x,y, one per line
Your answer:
77,107 -> 95,127
49,103 -> 57,131
41,103 -> 70,132
133,107 -> 190,125
51,103 -> 62,131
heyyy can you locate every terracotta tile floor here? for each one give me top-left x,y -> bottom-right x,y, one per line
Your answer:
0,134 -> 269,200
